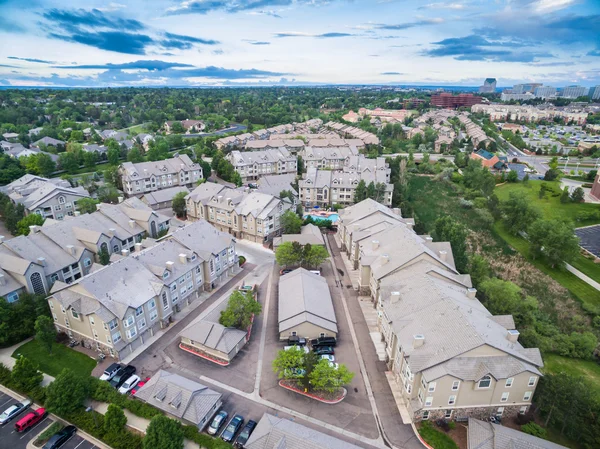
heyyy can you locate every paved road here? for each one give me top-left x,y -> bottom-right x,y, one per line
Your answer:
182,123 -> 247,138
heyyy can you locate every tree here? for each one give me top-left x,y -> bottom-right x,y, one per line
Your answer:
58,152 -> 79,174
11,356 -> 43,392
272,347 -> 306,379
467,254 -> 490,288
506,170 -> 518,183
433,216 -> 468,273
143,415 -> 184,449
16,213 -> 45,236
127,148 -> 144,163
98,247 -> 110,265
571,187 -> 585,203
45,369 -> 88,415
528,219 -> 580,267
36,153 -> 56,177
35,315 -> 56,354
104,404 -> 127,436
308,359 -> 354,393
560,186 -> 571,204
0,293 -> 50,347
275,241 -> 303,267
172,192 -> 187,218
219,289 -> 261,330
82,151 -> 97,169
501,192 -> 541,235
354,179 -> 367,202
301,244 -> 328,268
107,146 -> 120,165
231,171 -> 242,187
366,181 -> 376,200
77,198 -> 99,214
197,158 -> 211,180
478,278 -> 522,315
280,210 -> 302,234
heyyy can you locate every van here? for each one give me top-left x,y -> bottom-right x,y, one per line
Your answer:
309,270 -> 321,276
14,407 -> 46,432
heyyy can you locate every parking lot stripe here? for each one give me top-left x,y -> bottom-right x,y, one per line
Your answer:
73,439 -> 85,449
21,417 -> 50,439
0,397 -> 13,408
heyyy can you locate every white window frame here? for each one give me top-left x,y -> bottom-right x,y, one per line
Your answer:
422,410 -> 430,420
126,327 -> 137,339
150,309 -> 158,321
444,410 -> 453,419
448,395 -> 456,405
71,309 -> 79,319
523,391 -> 532,401
501,392 -> 509,402
112,332 -> 122,343
505,378 -> 514,388
428,382 -> 436,393
425,397 -> 433,407
83,258 -> 92,267
478,375 -> 492,389
528,376 -> 536,387
451,381 -> 460,391
89,316 -> 95,325
138,317 -> 146,330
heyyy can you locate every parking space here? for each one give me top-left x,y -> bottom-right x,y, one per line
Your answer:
60,434 -> 98,449
0,390 -> 53,449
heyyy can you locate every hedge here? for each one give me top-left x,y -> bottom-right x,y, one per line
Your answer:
90,378 -> 162,420
183,424 -> 233,449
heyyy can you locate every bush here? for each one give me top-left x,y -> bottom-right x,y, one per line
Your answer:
182,425 -> 232,449
419,421 -> 458,449
90,378 -> 162,420
521,423 -> 547,439
459,198 -> 473,208
34,422 -> 63,446
238,255 -> 246,267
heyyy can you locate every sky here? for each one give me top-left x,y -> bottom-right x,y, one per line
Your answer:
0,0 -> 599,88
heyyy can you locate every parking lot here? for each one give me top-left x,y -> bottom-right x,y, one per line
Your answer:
0,390 -> 97,449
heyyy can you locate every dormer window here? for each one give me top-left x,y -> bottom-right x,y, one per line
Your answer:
478,375 -> 492,389
163,271 -> 170,279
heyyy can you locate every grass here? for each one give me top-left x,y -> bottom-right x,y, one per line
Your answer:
570,253 -> 600,284
543,353 -> 600,399
12,339 -> 96,378
495,180 -> 600,227
418,422 -> 458,449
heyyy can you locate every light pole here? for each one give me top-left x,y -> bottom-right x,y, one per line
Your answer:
85,406 -> 98,429
564,157 -> 569,171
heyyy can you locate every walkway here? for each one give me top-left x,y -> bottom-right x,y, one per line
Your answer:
565,263 -> 600,291
0,338 -> 55,387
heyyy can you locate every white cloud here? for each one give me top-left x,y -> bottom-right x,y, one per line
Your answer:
531,0 -> 578,13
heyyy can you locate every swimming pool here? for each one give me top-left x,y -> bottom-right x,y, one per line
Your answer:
304,213 -> 339,223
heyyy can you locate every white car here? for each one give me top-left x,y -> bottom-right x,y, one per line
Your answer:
321,354 -> 335,363
284,345 -> 309,354
118,375 -> 140,394
0,399 -> 31,425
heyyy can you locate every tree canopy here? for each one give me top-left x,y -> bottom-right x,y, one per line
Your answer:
219,289 -> 261,330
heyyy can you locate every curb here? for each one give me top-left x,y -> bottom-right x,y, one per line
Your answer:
278,380 -> 347,404
178,343 -> 230,366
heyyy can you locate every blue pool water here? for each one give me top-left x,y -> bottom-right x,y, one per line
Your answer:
304,213 -> 339,223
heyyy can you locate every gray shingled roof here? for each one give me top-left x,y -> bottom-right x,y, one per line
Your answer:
179,320 -> 247,354
142,185 -> 190,206
468,418 -> 568,449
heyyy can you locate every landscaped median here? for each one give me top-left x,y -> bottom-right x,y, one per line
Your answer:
278,379 -> 347,404
178,343 -> 230,366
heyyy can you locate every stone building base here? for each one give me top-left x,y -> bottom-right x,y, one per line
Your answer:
414,404 -> 529,423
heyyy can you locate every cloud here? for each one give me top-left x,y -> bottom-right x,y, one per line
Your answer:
166,0 -> 333,15
52,60 -> 194,70
0,64 -> 19,68
418,2 -> 465,10
273,31 -> 353,38
588,49 -> 600,57
8,56 -> 54,64
48,30 -> 154,55
529,0 -> 578,14
42,8 -> 145,32
248,10 -> 283,18
243,39 -> 271,45
381,72 -> 403,75
375,18 -> 444,30
96,2 -> 127,12
160,32 -> 220,49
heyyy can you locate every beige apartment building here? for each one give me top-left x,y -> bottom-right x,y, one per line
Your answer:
227,148 -> 297,183
299,145 -> 359,170
119,155 -> 202,197
185,182 -> 292,243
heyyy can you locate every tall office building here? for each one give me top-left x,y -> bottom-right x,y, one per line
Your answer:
479,78 -> 497,93
512,83 -> 543,94
561,85 -> 589,99
590,86 -> 600,100
534,86 -> 557,99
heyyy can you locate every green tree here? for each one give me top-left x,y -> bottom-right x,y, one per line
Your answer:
127,148 -> 144,163
36,153 -> 56,177
506,170 -> 518,183
98,247 -> 110,266
301,244 -> 328,268
560,186 -> 571,204
11,356 -> 43,392
231,171 -> 242,187
45,369 -> 88,415
219,289 -> 261,330
58,152 -> 79,174
197,158 -> 211,180
16,213 -> 45,236
275,241 -> 303,267
272,346 -> 306,379
107,146 -> 120,165
528,219 -> 580,267
308,359 -> 354,393
366,181 -> 376,200
76,198 -> 99,214
143,415 -> 184,449
570,187 -> 585,203
35,315 -> 56,354
354,179 -> 367,202
501,192 -> 541,235
478,278 -> 522,315
280,210 -> 302,234
433,216 -> 468,273
82,151 -> 97,169
521,423 -> 547,439
467,254 -> 490,288
104,403 -> 127,436
171,191 -> 187,218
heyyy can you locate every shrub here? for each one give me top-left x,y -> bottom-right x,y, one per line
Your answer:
521,423 -> 547,439
459,198 -> 473,208
34,422 -> 63,446
419,421 -> 458,449
182,425 -> 232,449
238,255 -> 246,267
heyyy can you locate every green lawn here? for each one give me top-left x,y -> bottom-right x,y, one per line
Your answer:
418,422 -> 458,449
543,353 -> 600,399
495,180 -> 600,226
12,339 -> 96,378
570,253 -> 600,284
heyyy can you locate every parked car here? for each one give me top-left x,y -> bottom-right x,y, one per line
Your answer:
42,425 -> 77,449
279,268 -> 294,275
320,354 -> 335,363
109,365 -> 136,389
0,399 -> 31,425
14,407 -> 47,432
311,336 -> 337,347
284,345 -> 309,354
118,375 -> 141,394
131,377 -> 150,396
221,415 -> 244,442
313,346 -> 334,356
207,410 -> 228,436
99,363 -> 121,381
234,420 -> 257,448
287,336 -> 307,346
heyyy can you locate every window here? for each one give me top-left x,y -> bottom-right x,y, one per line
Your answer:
191,254 -> 197,261
149,299 -> 156,310
501,392 -> 509,402
123,315 -> 134,328
444,410 -> 453,419
83,258 -> 92,267
61,306 -> 66,314
162,292 -> 169,310
51,273 -> 59,283
172,292 -> 179,303
497,407 -> 505,417
71,309 -> 79,319
108,319 -> 118,330
58,196 -> 66,204
519,406 -> 528,415
49,301 -> 54,309
106,336 -> 111,344
448,395 -> 456,405
30,272 -> 45,295
93,329 -> 98,339
52,313 -> 57,321
150,310 -> 158,321
425,397 -> 433,406
112,332 -> 122,343
113,245 -> 119,253
478,375 -> 492,389
528,376 -> 536,387
90,316 -> 95,325
126,328 -> 137,339
418,389 -> 424,404
6,292 -> 19,303
523,391 -> 532,401
320,333 -> 326,338
451,381 -> 460,391
138,318 -> 146,329
195,266 -> 202,276
65,319 -> 70,328
54,204 -> 62,211
428,382 -> 436,393
505,378 -> 514,388
422,411 -> 429,420
170,283 -> 177,292
135,306 -> 144,317
163,271 -> 170,280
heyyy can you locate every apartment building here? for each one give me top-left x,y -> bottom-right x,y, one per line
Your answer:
245,139 -> 306,153
299,145 -> 359,170
47,220 -> 237,359
457,115 -> 489,147
299,157 -> 393,208
561,86 -> 589,99
186,182 -> 292,243
431,93 -> 483,108
227,148 -> 297,183
119,155 -> 202,197
2,174 -> 90,220
471,104 -> 588,125
0,198 -> 171,301
325,121 -> 380,145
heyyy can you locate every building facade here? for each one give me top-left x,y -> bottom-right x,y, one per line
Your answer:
431,93 -> 483,108
227,148 -> 297,183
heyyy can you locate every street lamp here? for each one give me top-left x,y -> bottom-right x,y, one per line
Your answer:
564,157 -> 569,171
85,406 -> 98,429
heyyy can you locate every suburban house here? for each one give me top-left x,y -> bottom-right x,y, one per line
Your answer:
141,185 -> 190,211
47,220 -> 237,359
185,182 -> 292,243
31,136 -> 65,149
136,133 -> 155,150
164,120 -> 205,134
470,149 -> 505,170
82,144 -> 108,159
227,148 -> 297,183
245,413 -> 363,449
134,370 -> 222,431
119,155 -> 202,197
467,418 -> 567,449
1,174 -> 90,220
272,224 -> 324,249
245,140 -> 305,153
278,268 -> 338,341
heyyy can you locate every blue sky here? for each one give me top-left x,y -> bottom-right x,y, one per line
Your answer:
0,0 -> 599,87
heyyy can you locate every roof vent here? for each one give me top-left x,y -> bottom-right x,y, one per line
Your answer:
413,334 -> 425,348
466,288 -> 477,299
166,261 -> 175,271
438,250 -> 447,262
37,257 -> 46,266
66,244 -> 76,256
425,236 -> 433,243
128,220 -> 136,229
372,240 -> 379,250
155,386 -> 167,402
179,253 -> 188,264
29,225 -> 41,233
507,329 -> 520,343
381,254 -> 389,264
121,249 -> 130,257
390,291 -> 401,304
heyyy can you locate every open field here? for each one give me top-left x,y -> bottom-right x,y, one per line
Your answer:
12,340 -> 96,378
543,353 -> 600,399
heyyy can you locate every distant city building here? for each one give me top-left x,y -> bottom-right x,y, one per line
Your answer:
430,93 -> 483,108
590,85 -> 600,101
500,92 -> 535,102
471,104 -> 589,125
561,85 -> 589,99
403,98 -> 426,109
479,78 -> 497,93
534,86 -> 557,99
511,83 -> 543,94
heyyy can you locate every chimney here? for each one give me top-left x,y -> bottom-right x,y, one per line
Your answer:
413,334 -> 425,348
118,196 -> 124,203
37,257 -> 46,266
372,240 -> 379,250
166,261 -> 175,271
95,203 -> 102,211
29,225 -> 40,233
390,291 -> 401,304
121,249 -> 130,257
217,195 -> 223,202
467,287 -> 477,299
507,329 -> 520,343
128,220 -> 136,229
0,236 -> 4,243
134,243 -> 143,252
66,244 -> 75,256
0,274 -> 5,286
438,250 -> 447,262
393,207 -> 401,216
108,228 -> 116,237
381,254 -> 389,264
179,253 -> 187,264
74,211 -> 81,217
425,236 -> 433,243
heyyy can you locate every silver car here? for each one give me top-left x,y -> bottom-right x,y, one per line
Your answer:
0,399 -> 32,425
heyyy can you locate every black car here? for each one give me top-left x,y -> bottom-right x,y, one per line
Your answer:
235,420 -> 257,448
287,336 -> 307,346
313,346 -> 334,356
221,414 -> 244,442
42,425 -> 77,449
109,365 -> 136,389
310,336 -> 337,347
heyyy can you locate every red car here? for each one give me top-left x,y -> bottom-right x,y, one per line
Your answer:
14,407 -> 47,432
131,377 -> 150,395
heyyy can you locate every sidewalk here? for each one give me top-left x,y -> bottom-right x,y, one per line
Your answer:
566,263 -> 600,291
0,338 -> 55,386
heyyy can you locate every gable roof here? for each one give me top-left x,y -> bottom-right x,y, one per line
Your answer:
468,418 -> 567,449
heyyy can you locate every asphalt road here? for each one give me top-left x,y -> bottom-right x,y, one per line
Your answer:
182,123 -> 247,138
